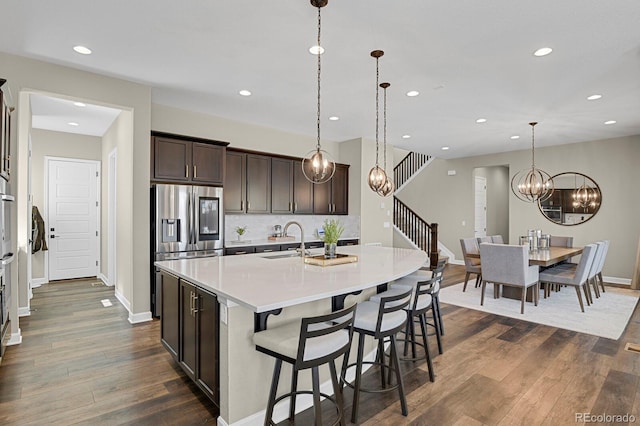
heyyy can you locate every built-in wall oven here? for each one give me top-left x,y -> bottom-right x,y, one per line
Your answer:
150,184 -> 224,317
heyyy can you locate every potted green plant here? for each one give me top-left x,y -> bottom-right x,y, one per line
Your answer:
317,219 -> 344,258
234,225 -> 247,241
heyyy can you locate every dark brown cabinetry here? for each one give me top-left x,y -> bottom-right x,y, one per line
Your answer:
180,280 -> 219,404
1,78 -> 12,181
313,164 -> 349,215
151,132 -> 226,185
160,272 -> 180,359
225,151 -> 271,213
271,159 -> 315,214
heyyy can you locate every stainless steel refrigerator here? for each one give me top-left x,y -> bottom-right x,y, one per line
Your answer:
151,184 -> 223,317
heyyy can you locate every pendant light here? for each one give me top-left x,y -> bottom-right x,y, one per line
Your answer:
572,175 -> 598,209
377,82 -> 395,197
302,0 -> 336,184
510,122 -> 554,202
368,50 -> 388,192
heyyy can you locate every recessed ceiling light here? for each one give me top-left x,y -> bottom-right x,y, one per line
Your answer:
402,134 -> 411,139
73,102 -> 86,107
73,45 -> 92,55
476,118 -> 487,123
328,116 -> 339,121
238,90 -> 252,96
68,122 -> 79,126
533,47 -> 553,57
510,135 -> 520,140
406,91 -> 420,97
587,94 -> 602,101
309,45 -> 324,55
441,146 -> 450,151
604,120 -> 616,125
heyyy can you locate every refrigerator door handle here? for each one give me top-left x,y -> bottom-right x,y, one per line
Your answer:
191,191 -> 196,248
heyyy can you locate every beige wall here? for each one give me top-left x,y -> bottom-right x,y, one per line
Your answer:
398,135 -> 640,281
2,51 -> 150,327
30,129 -> 102,280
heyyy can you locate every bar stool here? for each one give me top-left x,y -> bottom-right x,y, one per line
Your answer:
253,304 -> 357,426
369,276 -> 437,382
341,288 -> 412,423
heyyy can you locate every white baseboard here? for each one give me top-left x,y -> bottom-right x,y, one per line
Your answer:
604,276 -> 631,286
18,306 -> 31,317
448,259 -> 465,266
114,288 -> 152,324
97,272 -> 112,286
31,277 -> 47,288
7,329 -> 22,346
218,346 -> 380,426
128,311 -> 152,324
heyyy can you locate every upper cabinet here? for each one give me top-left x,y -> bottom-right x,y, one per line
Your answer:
225,150 -> 271,214
151,132 -> 227,185
271,158 -> 314,214
225,148 -> 348,215
0,79 -> 11,182
313,163 -> 349,215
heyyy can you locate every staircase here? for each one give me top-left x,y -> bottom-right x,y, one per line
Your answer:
393,152 -> 439,267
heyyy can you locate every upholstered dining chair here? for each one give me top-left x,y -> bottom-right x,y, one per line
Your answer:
594,240 -> 609,294
477,236 -> 492,244
479,243 -> 540,314
539,244 -> 597,312
549,236 -> 573,248
490,235 -> 504,244
460,238 -> 482,291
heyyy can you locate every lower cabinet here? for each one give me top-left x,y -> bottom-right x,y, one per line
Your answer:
160,272 -> 180,358
160,271 -> 219,409
180,280 -> 219,403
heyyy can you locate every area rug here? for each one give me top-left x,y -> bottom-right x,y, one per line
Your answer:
439,282 -> 639,340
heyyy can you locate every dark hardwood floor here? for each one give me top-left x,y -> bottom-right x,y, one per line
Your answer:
1,266 -> 639,425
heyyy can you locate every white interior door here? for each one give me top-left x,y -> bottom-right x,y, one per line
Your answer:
474,176 -> 487,237
47,158 -> 99,281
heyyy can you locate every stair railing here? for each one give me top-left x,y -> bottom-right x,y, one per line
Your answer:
393,196 -> 438,267
394,152 -> 430,190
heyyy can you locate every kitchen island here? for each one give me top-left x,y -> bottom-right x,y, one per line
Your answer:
155,245 -> 427,425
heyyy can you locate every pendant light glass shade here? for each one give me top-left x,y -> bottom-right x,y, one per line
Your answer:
302,0 -> 335,184
377,82 -> 394,197
510,122 -> 554,202
368,50 -> 388,192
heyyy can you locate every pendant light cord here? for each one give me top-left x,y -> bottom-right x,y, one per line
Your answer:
530,122 -> 537,169
316,6 -> 322,151
375,57 -> 380,165
382,84 -> 387,170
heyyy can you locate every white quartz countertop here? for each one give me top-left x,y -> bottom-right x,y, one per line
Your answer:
155,245 -> 427,313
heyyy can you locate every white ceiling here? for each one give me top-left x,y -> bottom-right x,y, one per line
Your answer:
2,0 -> 639,158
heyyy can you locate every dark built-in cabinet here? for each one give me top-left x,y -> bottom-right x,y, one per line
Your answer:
312,164 -> 349,215
160,271 -> 219,409
226,149 -> 348,215
225,151 -> 271,214
151,132 -> 227,186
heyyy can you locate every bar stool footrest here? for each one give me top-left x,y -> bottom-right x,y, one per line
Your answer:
342,361 -> 400,394
267,390 -> 342,426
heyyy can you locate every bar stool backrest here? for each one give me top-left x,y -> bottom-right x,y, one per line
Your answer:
375,288 -> 412,338
297,304 -> 356,369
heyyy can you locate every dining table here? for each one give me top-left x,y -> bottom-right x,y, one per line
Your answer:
467,245 -> 584,301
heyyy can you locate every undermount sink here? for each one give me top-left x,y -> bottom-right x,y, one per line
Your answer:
261,252 -> 302,260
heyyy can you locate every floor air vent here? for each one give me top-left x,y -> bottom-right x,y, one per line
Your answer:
624,343 -> 640,354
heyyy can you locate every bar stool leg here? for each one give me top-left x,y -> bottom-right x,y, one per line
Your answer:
289,371 -> 298,420
350,333 -> 366,424
389,334 -> 408,416
434,296 -> 445,336
377,338 -> 387,387
430,303 -> 443,355
311,366 -> 322,426
265,359 -> 282,426
418,312 -> 435,382
328,360 -> 345,426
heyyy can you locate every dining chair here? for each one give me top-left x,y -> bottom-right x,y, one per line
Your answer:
538,244 -> 597,312
594,240 -> 609,293
490,235 -> 504,244
477,236 -> 492,244
460,238 -> 482,291
479,243 -> 540,314
549,236 -> 573,248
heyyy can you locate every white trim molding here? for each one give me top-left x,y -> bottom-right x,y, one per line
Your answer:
31,277 -> 47,288
18,307 -> 31,317
7,330 -> 22,346
128,311 -> 152,324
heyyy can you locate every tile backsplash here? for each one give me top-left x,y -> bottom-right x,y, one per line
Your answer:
225,214 -> 360,243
